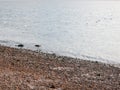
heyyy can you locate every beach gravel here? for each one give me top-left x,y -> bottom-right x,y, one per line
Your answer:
0,45 -> 119,90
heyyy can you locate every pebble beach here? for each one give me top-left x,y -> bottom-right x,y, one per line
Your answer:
0,45 -> 119,90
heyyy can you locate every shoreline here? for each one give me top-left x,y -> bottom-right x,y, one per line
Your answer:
0,45 -> 120,90
0,40 -> 120,68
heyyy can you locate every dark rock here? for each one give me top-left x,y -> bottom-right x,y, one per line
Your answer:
97,73 -> 101,76
35,45 -> 41,47
11,62 -> 14,66
49,84 -> 55,89
95,61 -> 98,64
17,44 -> 24,48
107,77 -> 111,80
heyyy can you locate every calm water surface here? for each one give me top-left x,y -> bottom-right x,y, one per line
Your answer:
0,0 -> 120,65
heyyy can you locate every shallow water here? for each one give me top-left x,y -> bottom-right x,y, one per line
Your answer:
0,0 -> 120,65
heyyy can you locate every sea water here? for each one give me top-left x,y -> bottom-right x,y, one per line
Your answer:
0,0 -> 120,65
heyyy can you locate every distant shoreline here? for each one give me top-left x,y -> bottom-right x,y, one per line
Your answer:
0,45 -> 119,90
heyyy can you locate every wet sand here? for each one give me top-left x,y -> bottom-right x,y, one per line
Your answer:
0,45 -> 119,90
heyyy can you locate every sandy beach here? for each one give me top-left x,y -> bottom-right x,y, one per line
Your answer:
0,45 -> 119,90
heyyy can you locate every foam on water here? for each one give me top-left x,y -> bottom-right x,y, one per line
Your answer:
0,0 -> 120,66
